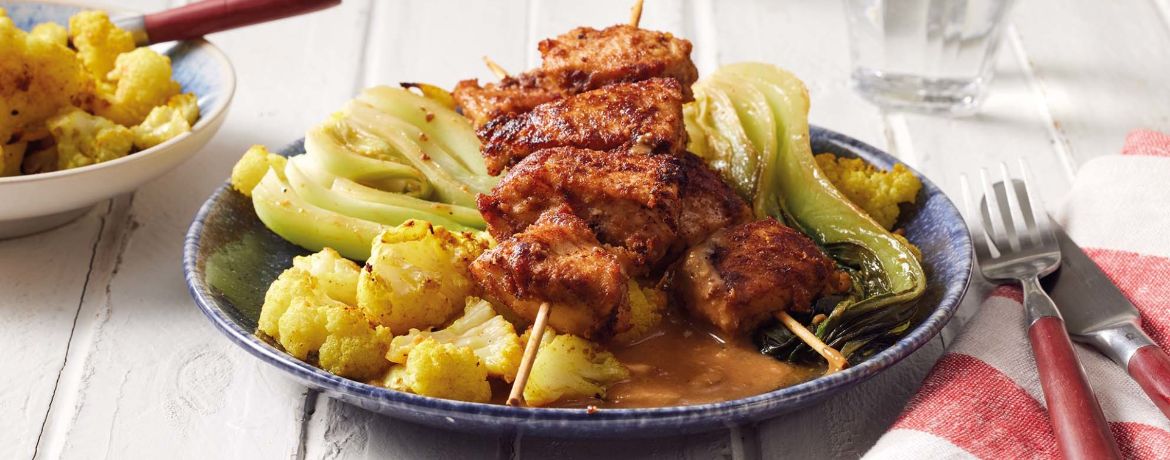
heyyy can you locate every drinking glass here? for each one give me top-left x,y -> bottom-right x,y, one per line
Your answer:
844,0 -> 1017,116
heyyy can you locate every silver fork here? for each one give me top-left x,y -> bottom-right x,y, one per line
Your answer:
961,161 -> 1120,460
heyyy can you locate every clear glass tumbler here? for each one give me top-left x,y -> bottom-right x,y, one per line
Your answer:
845,0 -> 1017,116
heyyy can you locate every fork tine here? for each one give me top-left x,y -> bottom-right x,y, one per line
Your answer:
998,162 -> 1029,251
1018,159 -> 1054,246
960,173 -> 995,262
978,168 -> 1013,255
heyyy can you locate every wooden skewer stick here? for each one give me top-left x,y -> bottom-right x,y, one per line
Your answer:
629,0 -> 644,27
507,302 -> 551,406
482,56 -> 510,79
775,311 -> 847,374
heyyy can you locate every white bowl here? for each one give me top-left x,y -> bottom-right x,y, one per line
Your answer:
0,2 -> 235,237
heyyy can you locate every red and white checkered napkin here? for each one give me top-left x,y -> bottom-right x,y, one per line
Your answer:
866,130 -> 1170,459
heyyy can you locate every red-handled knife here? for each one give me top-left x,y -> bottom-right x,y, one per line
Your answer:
1045,225 -> 1170,419
114,0 -> 341,46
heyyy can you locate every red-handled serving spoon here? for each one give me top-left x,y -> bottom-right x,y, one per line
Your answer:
114,0 -> 341,46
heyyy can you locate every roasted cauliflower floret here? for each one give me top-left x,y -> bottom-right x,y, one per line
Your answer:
0,15 -> 84,144
613,281 -> 667,344
815,153 -> 922,230
131,93 -> 200,149
30,22 -> 67,47
401,338 -> 491,403
291,247 -> 360,306
68,10 -> 134,81
317,301 -> 394,380
523,333 -> 629,406
47,107 -> 133,170
357,221 -> 492,334
258,258 -> 393,381
388,297 -> 523,381
230,145 -> 288,196
275,295 -> 392,381
95,47 -> 181,126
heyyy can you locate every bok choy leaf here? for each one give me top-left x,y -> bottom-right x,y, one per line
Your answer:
685,63 -> 926,364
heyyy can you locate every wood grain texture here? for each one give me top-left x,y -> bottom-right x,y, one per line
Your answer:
1011,0 -> 1170,168
0,207 -> 107,460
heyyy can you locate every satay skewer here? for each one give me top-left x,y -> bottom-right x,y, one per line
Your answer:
629,0 -> 644,27
775,311 -> 847,374
507,302 -> 551,406
482,56 -> 510,80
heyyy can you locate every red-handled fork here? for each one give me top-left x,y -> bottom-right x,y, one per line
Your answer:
961,161 -> 1121,460
114,0 -> 341,46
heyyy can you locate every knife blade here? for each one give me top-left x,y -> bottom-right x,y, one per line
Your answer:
1044,222 -> 1170,419
1044,225 -> 1144,351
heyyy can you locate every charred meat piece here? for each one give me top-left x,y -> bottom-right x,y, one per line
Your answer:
469,205 -> 630,339
671,218 -> 850,336
452,75 -> 564,129
478,147 -> 682,273
675,152 -> 754,248
452,25 -> 698,129
538,25 -> 698,100
478,147 -> 749,274
478,78 -> 686,176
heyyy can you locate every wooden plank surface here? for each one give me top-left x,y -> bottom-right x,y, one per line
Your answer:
0,208 -> 107,460
6,0 -> 1170,459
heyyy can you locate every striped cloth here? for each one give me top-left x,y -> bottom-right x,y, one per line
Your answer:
866,129 -> 1170,459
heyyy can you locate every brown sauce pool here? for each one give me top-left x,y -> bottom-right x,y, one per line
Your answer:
552,313 -> 821,409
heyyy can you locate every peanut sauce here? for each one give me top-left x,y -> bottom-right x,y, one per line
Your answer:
552,312 -> 820,409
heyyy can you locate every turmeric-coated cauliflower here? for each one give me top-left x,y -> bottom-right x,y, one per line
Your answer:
815,153 -> 922,230
131,93 -> 200,149
291,247 -> 361,306
357,221 -> 492,334
388,297 -> 523,381
230,145 -> 288,197
68,10 -> 134,82
258,248 -> 392,381
401,338 -> 492,403
30,22 -> 67,47
95,47 -> 180,126
0,15 -> 85,144
613,281 -> 667,344
47,107 -> 133,170
523,333 -> 629,406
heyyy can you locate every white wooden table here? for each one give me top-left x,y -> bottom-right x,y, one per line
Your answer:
5,0 -> 1169,458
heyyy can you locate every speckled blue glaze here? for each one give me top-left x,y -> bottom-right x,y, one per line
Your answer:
2,2 -> 232,125
183,127 -> 972,438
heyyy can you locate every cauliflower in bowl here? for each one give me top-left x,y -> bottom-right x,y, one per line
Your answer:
0,9 -> 199,177
815,153 -> 922,230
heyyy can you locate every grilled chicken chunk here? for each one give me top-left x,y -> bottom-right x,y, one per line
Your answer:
453,25 -> 698,128
538,25 -> 698,100
477,147 -> 750,274
453,75 -> 563,129
675,152 -> 755,248
478,78 -> 686,175
671,218 -> 849,336
469,205 -> 630,339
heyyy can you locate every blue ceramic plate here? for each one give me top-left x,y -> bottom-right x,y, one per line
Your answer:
184,127 -> 972,438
